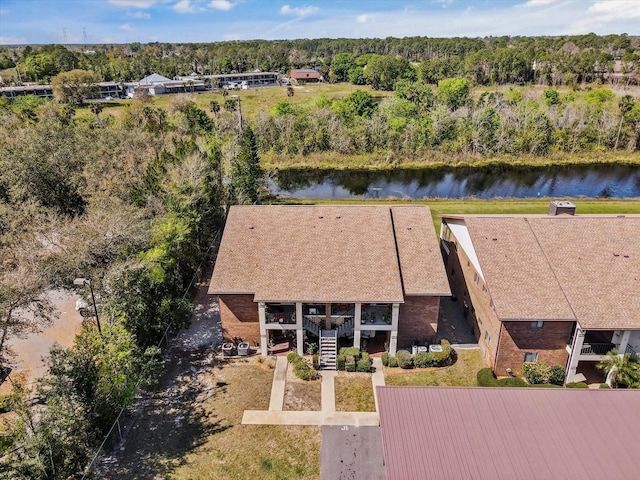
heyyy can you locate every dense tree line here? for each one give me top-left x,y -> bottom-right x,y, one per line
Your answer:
1,33 -> 638,87
0,93 -> 266,477
256,83 -> 640,158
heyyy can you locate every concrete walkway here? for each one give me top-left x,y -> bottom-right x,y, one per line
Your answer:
243,357 -> 388,427
371,358 -> 385,413
268,356 -> 288,411
320,371 -> 337,412
242,410 -> 379,426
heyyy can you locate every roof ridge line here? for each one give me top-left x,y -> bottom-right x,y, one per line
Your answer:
524,218 -> 578,322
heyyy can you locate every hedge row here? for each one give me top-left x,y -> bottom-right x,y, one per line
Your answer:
477,368 -> 588,388
287,351 -> 319,380
337,350 -> 372,372
382,340 -> 453,369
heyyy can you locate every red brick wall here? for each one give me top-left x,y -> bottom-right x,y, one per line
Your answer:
218,294 -> 260,344
495,321 -> 573,376
398,296 -> 439,348
442,233 -> 501,368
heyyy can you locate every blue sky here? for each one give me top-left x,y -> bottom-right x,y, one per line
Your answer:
0,0 -> 638,45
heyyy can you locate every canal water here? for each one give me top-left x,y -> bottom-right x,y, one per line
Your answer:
269,164 -> 640,199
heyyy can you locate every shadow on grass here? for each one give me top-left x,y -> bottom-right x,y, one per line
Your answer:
98,346 -> 230,479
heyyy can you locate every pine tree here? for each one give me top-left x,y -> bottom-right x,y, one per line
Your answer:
231,126 -> 264,204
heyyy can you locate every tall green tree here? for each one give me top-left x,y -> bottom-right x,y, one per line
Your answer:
231,126 -> 264,204
51,69 -> 101,105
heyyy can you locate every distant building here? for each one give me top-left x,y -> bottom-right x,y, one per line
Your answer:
124,73 -> 205,97
0,81 -> 123,100
206,71 -> 279,88
290,69 -> 323,83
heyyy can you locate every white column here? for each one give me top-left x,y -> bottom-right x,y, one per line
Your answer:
389,303 -> 400,356
353,303 -> 362,349
258,302 -> 268,357
565,325 -> 585,383
618,330 -> 632,355
296,302 -> 304,356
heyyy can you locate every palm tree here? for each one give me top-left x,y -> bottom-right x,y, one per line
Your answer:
597,349 -> 640,388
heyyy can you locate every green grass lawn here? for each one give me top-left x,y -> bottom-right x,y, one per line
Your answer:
172,363 -> 320,480
384,349 -> 484,387
334,373 -> 376,412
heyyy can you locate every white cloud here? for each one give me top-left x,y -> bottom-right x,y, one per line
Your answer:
173,0 -> 196,13
127,11 -> 151,19
586,0 -> 640,21
209,0 -> 235,11
523,0 -> 561,6
356,14 -> 373,24
120,23 -> 136,31
433,0 -> 453,6
109,0 -> 157,7
280,5 -> 319,17
0,9 -> 8,15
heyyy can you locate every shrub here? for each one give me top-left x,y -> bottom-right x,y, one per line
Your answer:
388,356 -> 398,368
413,352 -> 432,368
522,361 -> 547,384
337,354 -> 346,371
293,358 -> 317,380
396,350 -> 413,369
312,354 -> 320,370
287,351 -> 301,364
340,347 -> 361,359
361,352 -> 370,362
357,358 -> 372,372
381,352 -> 389,366
548,364 -> 566,386
345,355 -> 356,372
565,382 -> 589,388
600,383 -> 610,389
477,368 -> 498,386
497,377 -> 529,387
432,340 -> 453,367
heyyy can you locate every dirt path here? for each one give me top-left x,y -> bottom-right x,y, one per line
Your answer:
96,263 -> 224,478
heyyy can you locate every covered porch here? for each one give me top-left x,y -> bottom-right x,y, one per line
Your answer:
566,325 -> 639,383
259,301 -> 399,357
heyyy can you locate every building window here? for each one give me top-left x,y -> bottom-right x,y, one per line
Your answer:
484,331 -> 491,345
489,300 -> 494,310
530,321 -> 544,329
482,285 -> 487,295
473,272 -> 479,284
524,352 -> 538,362
467,260 -> 470,267
477,316 -> 483,326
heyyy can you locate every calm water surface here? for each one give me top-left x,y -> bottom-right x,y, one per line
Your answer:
269,164 -> 640,199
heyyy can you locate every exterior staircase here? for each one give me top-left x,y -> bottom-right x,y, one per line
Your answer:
336,317 -> 355,338
303,316 -> 320,337
319,330 -> 338,370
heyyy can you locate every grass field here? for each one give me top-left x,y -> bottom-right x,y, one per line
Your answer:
384,349 -> 484,387
172,362 -> 320,480
334,373 -> 376,412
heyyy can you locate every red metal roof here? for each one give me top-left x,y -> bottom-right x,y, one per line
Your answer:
377,387 -> 640,480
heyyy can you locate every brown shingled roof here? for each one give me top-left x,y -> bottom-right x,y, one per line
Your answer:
209,205 -> 448,303
378,387 -> 640,480
457,215 -> 640,329
392,206 -> 451,296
